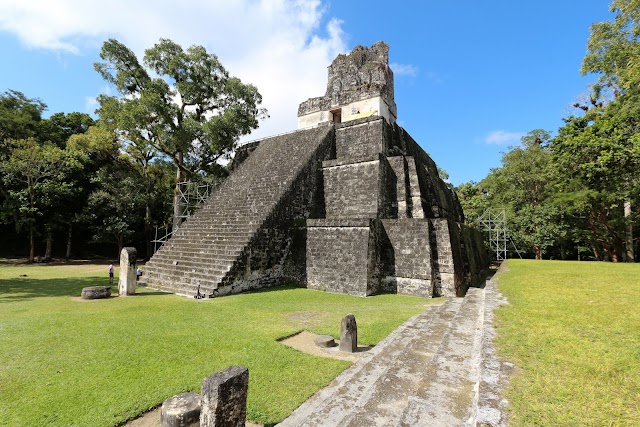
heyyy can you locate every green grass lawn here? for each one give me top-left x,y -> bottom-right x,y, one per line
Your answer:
495,259 -> 640,427
0,261 -> 433,427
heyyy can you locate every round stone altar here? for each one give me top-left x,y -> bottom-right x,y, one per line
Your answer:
81,286 -> 112,300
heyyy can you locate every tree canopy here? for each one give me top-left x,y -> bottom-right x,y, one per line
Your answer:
95,39 -> 266,178
94,38 -> 267,227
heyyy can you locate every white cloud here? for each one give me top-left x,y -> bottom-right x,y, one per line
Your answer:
484,130 -> 525,145
0,0 -> 349,139
84,85 -> 114,115
390,62 -> 418,77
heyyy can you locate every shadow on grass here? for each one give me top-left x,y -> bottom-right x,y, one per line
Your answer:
0,258 -> 117,266
129,290 -> 171,297
0,277 -> 174,302
0,276 -> 110,302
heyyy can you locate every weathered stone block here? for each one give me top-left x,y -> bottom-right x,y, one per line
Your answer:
161,392 -> 201,427
118,247 -> 137,296
314,335 -> 337,348
200,366 -> 249,427
340,314 -> 358,353
306,220 -> 379,296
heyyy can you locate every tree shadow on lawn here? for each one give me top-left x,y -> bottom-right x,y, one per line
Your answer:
0,276 -> 172,303
0,276 -> 113,302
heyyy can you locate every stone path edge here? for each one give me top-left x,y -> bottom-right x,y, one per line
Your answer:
475,263 -> 515,427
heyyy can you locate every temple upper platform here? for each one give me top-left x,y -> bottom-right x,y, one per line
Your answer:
297,41 -> 397,129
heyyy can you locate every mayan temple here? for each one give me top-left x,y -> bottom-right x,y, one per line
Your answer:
143,42 -> 488,298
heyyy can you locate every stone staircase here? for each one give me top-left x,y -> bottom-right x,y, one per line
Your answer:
278,277 -> 509,427
143,125 -> 333,297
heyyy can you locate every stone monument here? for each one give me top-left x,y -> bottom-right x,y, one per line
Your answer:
118,247 -> 137,296
339,314 -> 358,353
200,366 -> 249,427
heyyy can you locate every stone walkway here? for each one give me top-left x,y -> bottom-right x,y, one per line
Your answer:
277,276 -> 511,427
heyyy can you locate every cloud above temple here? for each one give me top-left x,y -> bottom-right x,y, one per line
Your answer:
0,0 -> 348,139
484,130 -> 526,145
390,63 -> 418,77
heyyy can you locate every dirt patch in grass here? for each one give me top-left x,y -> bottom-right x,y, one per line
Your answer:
279,330 -> 372,362
286,311 -> 328,329
122,407 -> 263,427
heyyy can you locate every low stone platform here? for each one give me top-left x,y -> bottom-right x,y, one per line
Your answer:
277,276 -> 510,427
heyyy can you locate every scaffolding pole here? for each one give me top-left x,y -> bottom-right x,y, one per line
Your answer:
151,181 -> 213,255
477,208 -> 509,261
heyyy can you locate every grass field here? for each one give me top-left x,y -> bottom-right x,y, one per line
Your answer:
0,261 -> 433,426
495,260 -> 640,427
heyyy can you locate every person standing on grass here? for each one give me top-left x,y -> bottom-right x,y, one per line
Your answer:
108,263 -> 114,284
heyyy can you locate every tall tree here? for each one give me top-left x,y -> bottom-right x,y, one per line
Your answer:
0,138 -> 81,262
0,90 -> 46,143
552,102 -> 640,261
94,38 -> 267,228
455,181 -> 488,226
582,0 -> 640,99
480,130 -> 568,259
87,164 -> 146,257
576,0 -> 640,261
39,112 -> 95,148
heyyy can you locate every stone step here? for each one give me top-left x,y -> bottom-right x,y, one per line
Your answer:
400,287 -> 486,426
145,263 -> 234,278
166,236 -> 253,247
154,245 -> 245,257
144,278 -> 216,297
173,225 -> 256,233
161,238 -> 248,249
148,253 -> 239,267
144,278 -> 223,294
144,262 -> 228,276
170,226 -> 257,237
145,264 -> 230,279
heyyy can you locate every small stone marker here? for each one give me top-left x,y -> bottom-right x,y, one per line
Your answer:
81,286 -> 111,300
118,247 -> 137,296
314,335 -> 337,348
200,366 -> 249,427
160,392 -> 201,427
339,314 -> 358,353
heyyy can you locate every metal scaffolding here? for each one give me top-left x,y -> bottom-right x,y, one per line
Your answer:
175,181 -> 212,221
477,208 -> 509,261
151,181 -> 213,254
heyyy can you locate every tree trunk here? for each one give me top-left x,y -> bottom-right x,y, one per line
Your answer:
145,204 -> 153,260
44,228 -> 53,261
624,199 -> 634,262
172,157 -> 186,231
591,245 -> 601,261
117,235 -> 124,260
603,242 -> 618,262
65,224 -> 72,259
29,226 -> 35,263
534,245 -> 542,260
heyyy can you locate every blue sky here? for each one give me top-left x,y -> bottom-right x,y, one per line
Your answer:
0,0 -> 614,185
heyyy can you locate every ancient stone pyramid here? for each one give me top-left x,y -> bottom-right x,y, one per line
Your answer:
144,42 -> 487,298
